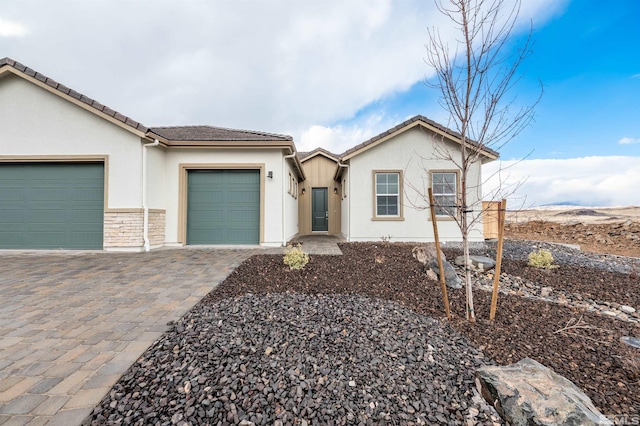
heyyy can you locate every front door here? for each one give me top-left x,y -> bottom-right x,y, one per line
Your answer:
312,188 -> 328,232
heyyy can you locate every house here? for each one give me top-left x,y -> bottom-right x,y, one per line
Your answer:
0,58 -> 304,250
0,58 -> 498,250
333,116 -> 499,243
294,117 -> 499,243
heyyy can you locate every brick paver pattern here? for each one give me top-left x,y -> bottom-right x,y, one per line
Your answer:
0,248 -> 261,425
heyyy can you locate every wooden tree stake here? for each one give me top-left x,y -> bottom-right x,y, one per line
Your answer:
428,188 -> 451,320
490,199 -> 507,320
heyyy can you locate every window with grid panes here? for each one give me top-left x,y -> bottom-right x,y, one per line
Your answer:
432,172 -> 457,217
375,172 -> 400,217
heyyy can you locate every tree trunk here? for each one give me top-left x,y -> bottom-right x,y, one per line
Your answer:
462,210 -> 475,322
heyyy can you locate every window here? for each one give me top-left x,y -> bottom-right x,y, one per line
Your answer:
288,173 -> 293,195
374,172 -> 401,218
341,178 -> 347,199
431,171 -> 458,217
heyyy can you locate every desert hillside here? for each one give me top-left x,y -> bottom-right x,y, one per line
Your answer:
504,206 -> 640,258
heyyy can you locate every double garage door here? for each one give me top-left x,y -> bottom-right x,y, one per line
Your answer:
0,163 -> 104,249
187,169 -> 260,245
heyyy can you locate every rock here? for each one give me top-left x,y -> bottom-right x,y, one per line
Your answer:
454,255 -> 497,271
476,358 -> 611,426
426,269 -> 438,281
413,245 -> 461,288
412,244 -> 446,268
621,336 -> 640,349
432,261 -> 463,289
620,305 -> 636,314
540,287 -> 553,298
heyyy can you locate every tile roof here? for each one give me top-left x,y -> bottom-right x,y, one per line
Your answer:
298,147 -> 340,161
150,125 -> 293,142
0,57 -> 149,134
341,115 -> 500,159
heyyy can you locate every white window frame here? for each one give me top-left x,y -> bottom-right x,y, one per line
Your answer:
431,170 -> 459,218
372,170 -> 403,221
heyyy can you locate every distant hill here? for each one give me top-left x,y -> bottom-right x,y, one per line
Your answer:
540,201 -> 581,207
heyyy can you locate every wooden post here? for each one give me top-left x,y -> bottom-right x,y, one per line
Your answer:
428,188 -> 451,320
490,199 -> 507,320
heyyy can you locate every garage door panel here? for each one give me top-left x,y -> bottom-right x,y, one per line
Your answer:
227,210 -> 259,223
30,209 -> 68,223
0,163 -> 104,249
71,210 -> 103,224
187,169 -> 260,245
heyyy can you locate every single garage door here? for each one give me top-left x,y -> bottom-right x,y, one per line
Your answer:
0,163 -> 104,249
187,169 -> 260,245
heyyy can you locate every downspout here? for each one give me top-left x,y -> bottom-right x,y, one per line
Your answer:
142,139 -> 160,252
282,151 -> 297,246
338,162 -> 349,241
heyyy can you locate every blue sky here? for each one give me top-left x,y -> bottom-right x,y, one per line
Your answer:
334,0 -> 640,162
1,0 -> 638,206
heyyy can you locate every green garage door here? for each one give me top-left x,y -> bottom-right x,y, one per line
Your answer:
0,163 -> 104,249
187,170 -> 260,245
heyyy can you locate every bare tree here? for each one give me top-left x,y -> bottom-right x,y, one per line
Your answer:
418,0 -> 541,321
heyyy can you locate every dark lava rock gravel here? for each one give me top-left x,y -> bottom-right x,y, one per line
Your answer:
85,293 -> 501,425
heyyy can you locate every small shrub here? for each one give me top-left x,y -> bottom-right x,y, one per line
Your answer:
381,234 -> 392,243
283,244 -> 309,270
527,249 -> 558,269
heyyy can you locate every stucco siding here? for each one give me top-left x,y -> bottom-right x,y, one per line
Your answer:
284,161 -> 299,243
145,144 -> 167,210
346,126 -> 484,242
0,75 -> 143,208
340,168 -> 350,240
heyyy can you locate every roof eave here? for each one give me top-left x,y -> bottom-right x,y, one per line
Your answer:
159,140 -> 295,148
300,149 -> 340,163
341,118 -> 499,161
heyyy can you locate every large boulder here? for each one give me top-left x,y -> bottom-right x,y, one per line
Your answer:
432,261 -> 463,289
455,255 -> 496,271
412,245 -> 462,289
476,358 -> 611,426
412,245 -> 445,267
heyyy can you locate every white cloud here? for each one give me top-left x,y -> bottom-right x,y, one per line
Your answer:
0,18 -> 28,37
0,0 -> 560,146
619,137 -> 640,145
483,156 -> 640,207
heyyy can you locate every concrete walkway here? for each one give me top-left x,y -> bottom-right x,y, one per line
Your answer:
290,234 -> 345,255
0,248 -> 259,426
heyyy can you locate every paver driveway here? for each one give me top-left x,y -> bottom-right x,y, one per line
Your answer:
0,248 -> 261,426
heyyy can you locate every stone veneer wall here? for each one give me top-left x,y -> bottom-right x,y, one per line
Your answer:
148,210 -> 166,247
104,211 -> 143,248
104,210 -> 166,249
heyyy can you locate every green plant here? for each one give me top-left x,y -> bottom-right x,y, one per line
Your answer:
283,244 -> 309,270
527,249 -> 558,269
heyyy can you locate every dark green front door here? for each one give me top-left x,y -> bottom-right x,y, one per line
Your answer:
312,188 -> 328,232
187,169 -> 260,245
0,162 -> 104,249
